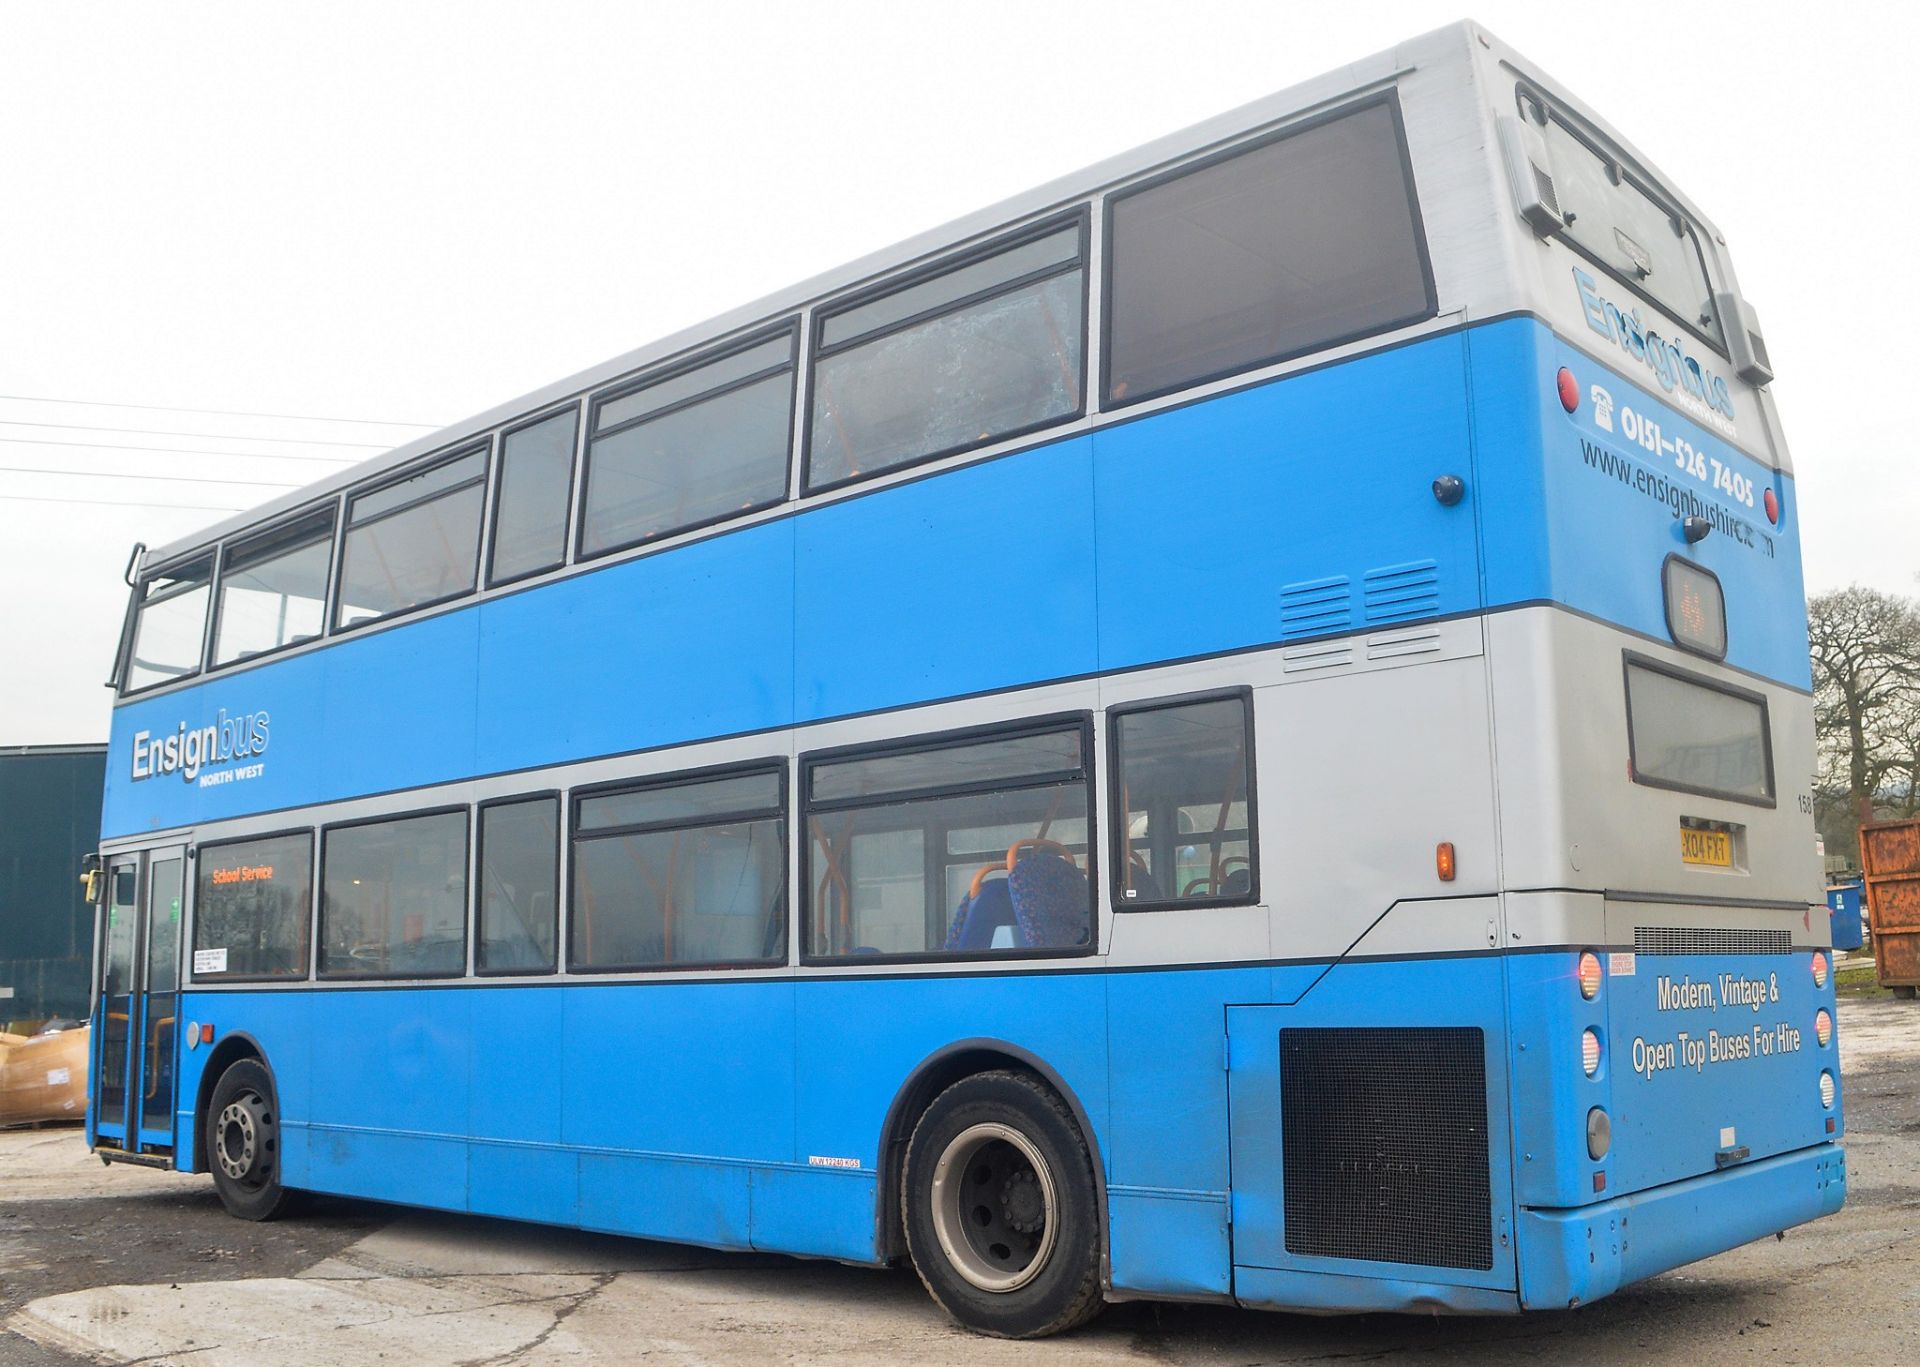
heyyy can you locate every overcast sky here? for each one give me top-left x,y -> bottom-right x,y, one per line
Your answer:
2,1 -> 1914,745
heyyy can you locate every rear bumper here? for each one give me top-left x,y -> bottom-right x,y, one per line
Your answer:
1517,1142 -> 1846,1309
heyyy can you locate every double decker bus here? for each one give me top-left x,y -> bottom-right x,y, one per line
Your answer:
87,21 -> 1843,1338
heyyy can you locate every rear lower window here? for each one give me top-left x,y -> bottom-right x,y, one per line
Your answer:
1625,659 -> 1772,804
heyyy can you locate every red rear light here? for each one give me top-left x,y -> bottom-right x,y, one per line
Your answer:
1556,367 -> 1580,413
1815,1009 -> 1833,1047
1577,951 -> 1603,999
1763,487 -> 1780,524
1812,952 -> 1829,989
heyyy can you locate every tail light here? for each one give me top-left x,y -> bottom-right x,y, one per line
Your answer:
1815,1008 -> 1833,1047
1577,951 -> 1603,999
1812,952 -> 1829,989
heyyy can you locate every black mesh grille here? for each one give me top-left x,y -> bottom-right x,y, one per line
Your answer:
1634,926 -> 1791,956
1280,1027 -> 1492,1271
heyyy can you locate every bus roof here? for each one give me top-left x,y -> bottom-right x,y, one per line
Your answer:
140,17 -> 1730,572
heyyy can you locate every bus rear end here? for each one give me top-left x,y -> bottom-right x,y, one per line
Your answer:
1469,29 -> 1845,1307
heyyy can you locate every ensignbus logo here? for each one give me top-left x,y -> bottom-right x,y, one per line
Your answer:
130,708 -> 270,784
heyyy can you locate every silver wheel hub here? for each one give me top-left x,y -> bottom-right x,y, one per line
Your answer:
929,1121 -> 1059,1293
216,1093 -> 268,1184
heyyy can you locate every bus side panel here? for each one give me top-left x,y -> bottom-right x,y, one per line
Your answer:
1104,965 -> 1280,1300
468,988 -> 573,1224
567,981 -> 795,1252
792,437 -> 1099,723
304,987 -> 473,1211
792,974 -> 1110,1265
1091,332 -> 1480,675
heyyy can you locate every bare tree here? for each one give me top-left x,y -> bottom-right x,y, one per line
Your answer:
1808,587 -> 1920,846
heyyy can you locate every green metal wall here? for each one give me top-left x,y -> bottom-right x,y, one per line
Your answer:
0,745 -> 106,1024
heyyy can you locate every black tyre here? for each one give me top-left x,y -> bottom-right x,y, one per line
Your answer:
1895,985 -> 1918,1001
206,1058 -> 295,1221
901,1069 -> 1103,1338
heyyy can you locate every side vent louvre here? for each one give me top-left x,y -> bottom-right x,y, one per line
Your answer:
1281,1027 -> 1492,1271
1364,560 -> 1439,625
1634,926 -> 1791,956
1499,113 -> 1563,236
1279,575 -> 1352,640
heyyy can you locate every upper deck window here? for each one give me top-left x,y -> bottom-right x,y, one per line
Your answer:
1528,96 -> 1722,350
487,407 -> 578,586
212,509 -> 334,668
806,219 -> 1086,492
1104,99 -> 1434,408
336,446 -> 488,629
579,329 -> 796,559
124,555 -> 212,692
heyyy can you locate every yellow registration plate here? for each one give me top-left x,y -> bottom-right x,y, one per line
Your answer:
1680,827 -> 1732,867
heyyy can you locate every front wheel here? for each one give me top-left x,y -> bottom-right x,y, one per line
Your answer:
902,1070 -> 1103,1338
206,1058 -> 295,1221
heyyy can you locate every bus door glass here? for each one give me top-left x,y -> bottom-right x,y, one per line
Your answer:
135,850 -> 185,1149
91,846 -> 185,1153
92,856 -> 140,1142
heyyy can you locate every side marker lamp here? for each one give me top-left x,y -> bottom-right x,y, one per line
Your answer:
1435,842 -> 1456,882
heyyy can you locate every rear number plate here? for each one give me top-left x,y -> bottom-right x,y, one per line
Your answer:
1680,828 -> 1732,867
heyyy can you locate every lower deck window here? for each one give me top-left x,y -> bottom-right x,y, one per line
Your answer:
1625,658 -> 1772,804
1111,693 -> 1257,908
320,811 -> 468,978
804,723 -> 1094,959
192,832 -> 313,980
570,768 -> 786,971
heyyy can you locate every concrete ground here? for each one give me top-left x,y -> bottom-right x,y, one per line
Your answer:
3,995 -> 1915,1366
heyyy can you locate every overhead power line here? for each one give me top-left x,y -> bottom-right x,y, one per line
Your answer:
0,416 -> 395,448
0,464 -> 298,489
0,434 -> 357,464
0,492 -> 242,513
0,392 -> 441,429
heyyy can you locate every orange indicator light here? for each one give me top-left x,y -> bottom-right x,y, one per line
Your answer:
1435,842 -> 1456,882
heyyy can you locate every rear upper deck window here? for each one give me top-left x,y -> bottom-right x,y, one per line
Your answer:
124,555 -> 212,692
1528,96 -> 1722,350
1104,98 -> 1434,408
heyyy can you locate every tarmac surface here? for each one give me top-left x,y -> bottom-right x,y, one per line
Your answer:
2,993 -> 1915,1365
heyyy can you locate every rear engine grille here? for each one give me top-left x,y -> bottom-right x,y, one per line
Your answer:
1634,926 -> 1792,956
1280,1026 -> 1492,1271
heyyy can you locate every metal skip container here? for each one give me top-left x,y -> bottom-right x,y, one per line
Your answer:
1860,818 -> 1920,998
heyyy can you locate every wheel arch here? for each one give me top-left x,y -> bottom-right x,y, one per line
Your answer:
187,1031 -> 271,1174
874,1037 -> 1109,1280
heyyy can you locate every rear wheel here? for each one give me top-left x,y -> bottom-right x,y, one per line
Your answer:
902,1070 -> 1103,1338
1895,985 -> 1918,1001
206,1058 -> 295,1221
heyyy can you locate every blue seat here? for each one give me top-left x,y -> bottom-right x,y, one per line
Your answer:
945,876 -> 1018,951
1008,852 -> 1089,949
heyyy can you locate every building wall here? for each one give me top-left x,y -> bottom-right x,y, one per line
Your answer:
0,745 -> 106,1023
